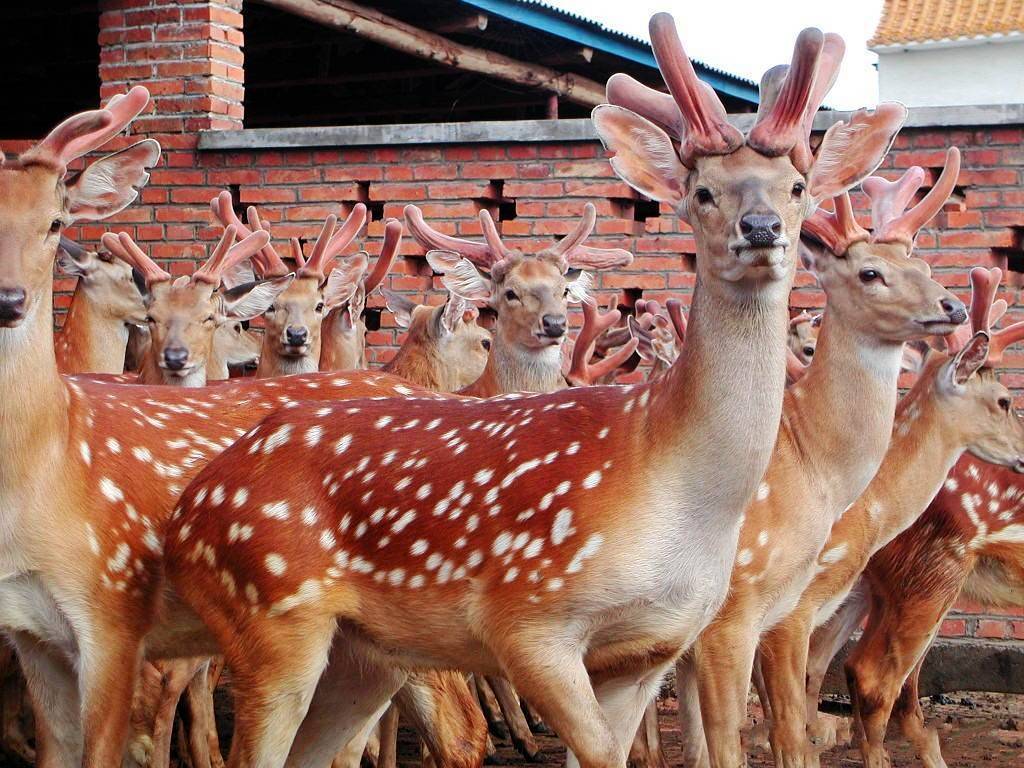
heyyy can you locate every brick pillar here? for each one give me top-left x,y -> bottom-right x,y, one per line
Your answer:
98,0 -> 244,133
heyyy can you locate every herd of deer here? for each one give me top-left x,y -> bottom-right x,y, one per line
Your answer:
0,10 -> 1022,768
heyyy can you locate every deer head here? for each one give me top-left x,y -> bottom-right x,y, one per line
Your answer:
102,227 -> 291,386
407,203 -> 630,362
382,288 -> 491,392
593,15 -> 906,296
0,87 -> 158,330
208,320 -> 262,380
797,148 -> 967,345
788,311 -> 820,364
56,236 -> 147,326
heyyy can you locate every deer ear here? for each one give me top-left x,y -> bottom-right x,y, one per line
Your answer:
565,269 -> 593,304
436,257 -> 492,302
439,293 -> 470,335
942,331 -> 990,391
798,235 -> 831,277
221,259 -> 256,292
382,288 -> 417,329
807,104 -> 907,205
592,105 -> 687,209
65,139 -> 161,223
221,274 -> 293,322
324,253 -> 369,310
56,243 -> 94,278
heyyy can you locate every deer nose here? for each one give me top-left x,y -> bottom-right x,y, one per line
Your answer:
0,287 -> 27,322
541,314 -> 567,338
940,297 -> 967,325
739,213 -> 783,248
163,347 -> 189,370
286,326 -> 308,346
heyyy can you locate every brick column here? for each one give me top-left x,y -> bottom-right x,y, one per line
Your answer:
98,0 -> 244,132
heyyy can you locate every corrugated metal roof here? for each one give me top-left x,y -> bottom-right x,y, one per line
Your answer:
458,0 -> 759,103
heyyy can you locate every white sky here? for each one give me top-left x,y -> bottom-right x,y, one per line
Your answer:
541,0 -> 885,109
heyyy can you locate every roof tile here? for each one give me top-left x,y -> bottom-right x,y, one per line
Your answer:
870,0 -> 1024,46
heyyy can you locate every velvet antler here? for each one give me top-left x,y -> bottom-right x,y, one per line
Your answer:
801,192 -> 870,255
944,266 -> 1024,364
404,204 -> 509,270
210,192 -> 291,278
566,298 -> 639,386
191,226 -> 272,286
296,204 -> 368,280
100,231 -> 172,288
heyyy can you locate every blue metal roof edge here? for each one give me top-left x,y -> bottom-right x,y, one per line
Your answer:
458,0 -> 758,104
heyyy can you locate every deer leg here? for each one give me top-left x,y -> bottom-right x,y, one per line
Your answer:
178,658 -> 225,768
8,631 -> 82,768
487,676 -> 540,760
628,700 -> 668,768
282,637 -> 408,768
128,657 -> 208,768
394,671 -> 487,768
759,616 -> 813,768
693,629 -> 759,768
224,617 -> 336,768
674,652 -> 710,768
0,655 -> 36,765
892,659 -> 947,768
520,697 -> 548,734
473,675 -> 509,740
376,704 -> 400,768
328,711 -> 385,768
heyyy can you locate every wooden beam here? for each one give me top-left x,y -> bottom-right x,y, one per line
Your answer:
433,13 -> 489,34
256,0 -> 605,107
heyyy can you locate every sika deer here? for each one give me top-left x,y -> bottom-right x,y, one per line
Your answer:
381,288 -> 491,392
674,149 -> 968,768
788,310 -> 820,365
54,236 -> 149,373
101,227 -> 291,387
163,15 -> 905,767
405,201 -> 630,396
755,265 -> 1024,768
0,91 -> 487,768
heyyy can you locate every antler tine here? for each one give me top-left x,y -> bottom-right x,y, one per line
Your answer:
648,12 -> 744,165
403,204 -> 497,267
245,206 -> 291,277
363,218 -> 403,295
946,266 -> 1000,354
298,214 -> 339,279
567,299 -> 640,386
22,85 -> 151,171
793,33 -> 845,170
545,203 -> 597,266
801,192 -> 870,255
862,166 -> 927,233
874,147 -> 961,250
210,191 -> 287,277
100,231 -> 171,287
289,238 -> 306,268
748,28 -> 826,169
479,209 -> 515,263
192,225 -> 272,286
605,72 -> 685,140
989,318 -> 1024,365
323,203 -> 368,260
665,298 -> 688,342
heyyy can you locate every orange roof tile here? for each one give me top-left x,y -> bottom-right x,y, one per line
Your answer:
870,0 -> 1024,47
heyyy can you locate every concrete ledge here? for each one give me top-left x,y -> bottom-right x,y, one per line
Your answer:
822,638 -> 1024,697
198,104 -> 1024,151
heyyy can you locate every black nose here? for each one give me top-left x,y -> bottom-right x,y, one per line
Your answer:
0,287 -> 27,322
941,297 -> 967,325
541,314 -> 567,338
286,326 -> 308,346
740,213 -> 783,248
163,347 -> 189,370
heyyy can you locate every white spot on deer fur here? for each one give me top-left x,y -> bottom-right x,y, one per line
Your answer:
143,530 -> 162,554
334,434 -> 353,454
133,446 -> 152,463
262,501 -> 290,520
473,468 -> 494,486
757,483 -> 770,501
99,478 -> 124,503
987,524 -> 1024,544
566,534 -> 603,573
757,531 -> 769,547
319,529 -> 336,550
263,424 -> 293,454
967,464 -> 980,480
501,458 -> 541,489
504,567 -> 520,583
227,523 -> 253,543
78,441 -> 92,465
524,538 -> 544,559
736,548 -> 754,566
211,485 -> 225,507
546,578 -> 564,591
411,539 -> 428,556
85,524 -> 100,555
551,508 -> 575,545
232,488 -> 249,508
582,470 -> 602,490
301,506 -> 319,526
565,442 -> 580,456
484,487 -> 499,504
392,511 -> 416,533
493,532 -> 514,556
245,584 -> 259,604
105,437 -> 121,454
387,568 -> 406,586
409,574 -> 426,588
305,425 -> 323,447
265,553 -> 287,576
375,416 -> 393,429
426,553 -> 443,571
108,543 -> 130,573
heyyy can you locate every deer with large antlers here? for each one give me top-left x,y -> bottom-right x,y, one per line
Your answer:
0,90 -> 493,768
752,265 -> 1024,768
406,201 -> 631,396
161,14 -> 908,766
100,226 -> 291,386
211,192 -> 398,375
674,148 -> 969,768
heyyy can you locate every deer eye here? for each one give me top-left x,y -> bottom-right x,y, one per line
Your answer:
695,187 -> 714,205
316,302 -> 325,313
791,181 -> 806,197
803,346 -> 815,357
859,269 -> 881,284
504,290 -> 519,302
49,218 -> 62,233
145,315 -> 155,324
998,397 -> 1012,412
266,305 -> 277,313
204,315 -> 215,323
481,338 -> 491,351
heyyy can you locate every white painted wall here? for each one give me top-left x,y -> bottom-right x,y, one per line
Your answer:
877,39 -> 1024,107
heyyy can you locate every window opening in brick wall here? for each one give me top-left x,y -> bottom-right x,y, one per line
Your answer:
475,180 -> 517,223
351,182 -> 385,222
364,307 -> 382,332
995,227 -> 1024,286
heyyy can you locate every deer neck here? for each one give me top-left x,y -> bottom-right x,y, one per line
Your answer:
782,313 -> 903,511
320,313 -> 366,371
0,284 -> 71,486
863,386 -> 964,547
482,332 -> 566,395
647,272 -> 790,530
55,282 -> 129,374
205,348 -> 230,382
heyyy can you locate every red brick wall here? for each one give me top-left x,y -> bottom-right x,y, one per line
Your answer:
18,0 -> 1024,648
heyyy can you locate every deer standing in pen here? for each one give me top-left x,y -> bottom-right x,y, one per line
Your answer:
161,14 -> 910,767
211,192 -> 397,375
673,147 -> 969,768
753,264 -> 1024,768
0,90 -> 491,768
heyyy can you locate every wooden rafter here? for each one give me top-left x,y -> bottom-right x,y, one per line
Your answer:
256,0 -> 605,107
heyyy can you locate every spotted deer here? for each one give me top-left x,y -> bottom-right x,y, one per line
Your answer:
380,288 -> 491,392
750,265 -> 1024,768
210,192 -> 398,375
161,15 -> 908,767
99,227 -> 291,387
54,235 -> 149,373
0,91 -> 490,768
405,201 -> 631,396
673,148 -> 969,768
788,310 -> 820,365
